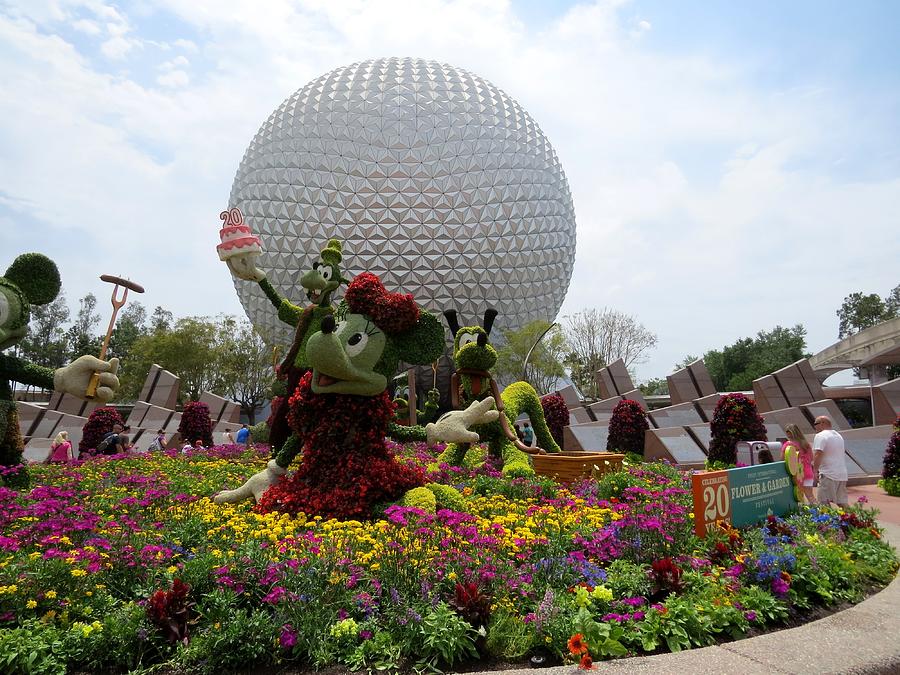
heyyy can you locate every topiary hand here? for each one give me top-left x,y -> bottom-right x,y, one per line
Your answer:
213,459 -> 287,504
225,253 -> 266,282
54,356 -> 120,403
425,396 -> 499,445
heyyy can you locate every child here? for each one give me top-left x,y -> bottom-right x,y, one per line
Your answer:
782,423 -> 815,503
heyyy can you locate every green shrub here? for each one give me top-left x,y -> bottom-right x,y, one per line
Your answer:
249,421 -> 269,443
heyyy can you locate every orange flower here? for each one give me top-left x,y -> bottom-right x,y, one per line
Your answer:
568,633 -> 589,655
579,653 -> 594,670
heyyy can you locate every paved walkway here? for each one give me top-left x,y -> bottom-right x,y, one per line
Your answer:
471,492 -> 900,675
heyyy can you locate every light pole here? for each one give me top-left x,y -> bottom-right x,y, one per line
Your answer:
522,322 -> 559,385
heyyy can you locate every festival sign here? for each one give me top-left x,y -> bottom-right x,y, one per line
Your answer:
692,462 -> 797,537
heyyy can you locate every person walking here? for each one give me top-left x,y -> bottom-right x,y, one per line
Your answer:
47,431 -> 74,463
813,416 -> 848,507
148,429 -> 167,452
223,428 -> 235,444
235,424 -> 250,445
782,424 -> 815,503
522,421 -> 535,447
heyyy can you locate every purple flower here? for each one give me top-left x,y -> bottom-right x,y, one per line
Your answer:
744,611 -> 757,622
279,624 -> 297,649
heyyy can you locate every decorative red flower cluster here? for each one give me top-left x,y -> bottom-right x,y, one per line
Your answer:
607,399 -> 649,455
650,557 -> 683,594
178,401 -> 214,447
708,393 -> 766,465
450,581 -> 492,629
344,272 -> 418,335
881,415 -> 900,483
78,406 -> 125,455
257,372 -> 425,520
540,393 -> 569,447
147,578 -> 193,645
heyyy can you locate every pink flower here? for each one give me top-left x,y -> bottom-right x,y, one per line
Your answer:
279,624 -> 297,649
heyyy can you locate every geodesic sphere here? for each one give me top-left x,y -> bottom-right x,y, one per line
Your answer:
228,57 -> 576,352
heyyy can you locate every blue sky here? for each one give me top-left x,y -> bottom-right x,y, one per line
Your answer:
2,0 -> 898,384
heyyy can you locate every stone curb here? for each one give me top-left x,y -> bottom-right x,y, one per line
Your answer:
466,521 -> 900,675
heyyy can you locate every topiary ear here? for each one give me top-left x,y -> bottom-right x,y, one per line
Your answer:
393,309 -> 446,365
5,253 -> 61,305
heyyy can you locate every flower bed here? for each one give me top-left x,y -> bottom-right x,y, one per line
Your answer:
0,444 -> 896,673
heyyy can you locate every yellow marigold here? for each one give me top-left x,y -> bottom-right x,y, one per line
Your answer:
71,569 -> 87,577
46,590 -> 57,599
26,600 -> 37,609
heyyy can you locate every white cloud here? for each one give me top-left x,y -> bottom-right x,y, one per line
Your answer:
2,0 -> 898,383
156,68 -> 189,87
72,17 -> 100,34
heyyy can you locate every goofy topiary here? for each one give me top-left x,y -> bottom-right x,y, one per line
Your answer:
433,309 -> 561,477
214,273 -> 496,519
225,238 -> 350,455
1,253 -> 120,487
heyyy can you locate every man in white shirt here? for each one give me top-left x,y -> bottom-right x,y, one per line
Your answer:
812,416 -> 848,506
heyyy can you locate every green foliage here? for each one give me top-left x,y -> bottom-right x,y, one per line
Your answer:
573,606 -> 627,657
604,559 -> 652,599
417,602 -> 478,669
249,421 -> 269,443
18,293 -> 70,374
174,608 -> 279,673
703,325 -> 808,391
217,317 -> 272,423
400,486 -> 437,512
485,610 -> 534,659
0,619 -> 65,674
639,377 -> 668,396
494,319 -> 567,394
837,287 -> 899,339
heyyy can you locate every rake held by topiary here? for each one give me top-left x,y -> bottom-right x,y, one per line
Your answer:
85,274 -> 145,399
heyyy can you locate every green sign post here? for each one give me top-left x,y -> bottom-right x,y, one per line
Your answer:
692,461 -> 798,536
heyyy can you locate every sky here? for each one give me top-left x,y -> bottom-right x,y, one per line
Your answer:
2,0 -> 899,385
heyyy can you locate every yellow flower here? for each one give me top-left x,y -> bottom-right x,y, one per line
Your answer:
167,565 -> 179,574
71,569 -> 87,577
26,600 -> 37,609
46,590 -> 57,599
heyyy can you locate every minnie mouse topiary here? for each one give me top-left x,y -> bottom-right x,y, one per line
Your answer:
214,273 -> 496,519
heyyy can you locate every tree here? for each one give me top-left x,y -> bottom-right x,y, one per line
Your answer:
562,308 -> 658,398
703,325 -> 808,392
639,378 -> 668,396
16,290 -> 70,391
150,306 -> 174,334
837,292 -> 889,339
708,393 -> 766,466
494,320 -> 567,395
123,316 -> 220,402
836,285 -> 900,380
217,317 -> 273,424
66,293 -> 102,362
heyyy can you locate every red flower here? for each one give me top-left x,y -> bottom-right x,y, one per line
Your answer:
344,272 -> 419,334
568,633 -> 589,655
579,653 -> 594,670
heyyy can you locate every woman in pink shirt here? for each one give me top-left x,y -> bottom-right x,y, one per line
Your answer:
783,424 -> 815,503
47,431 -> 74,463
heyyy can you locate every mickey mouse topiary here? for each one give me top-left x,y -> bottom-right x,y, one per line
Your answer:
1,253 -> 120,487
215,273 -> 497,519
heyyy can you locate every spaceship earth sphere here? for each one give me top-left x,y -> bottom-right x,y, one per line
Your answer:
229,57 -> 577,352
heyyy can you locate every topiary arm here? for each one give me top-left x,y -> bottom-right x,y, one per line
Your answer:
258,278 -> 302,327
388,421 -> 427,442
0,353 -> 54,390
